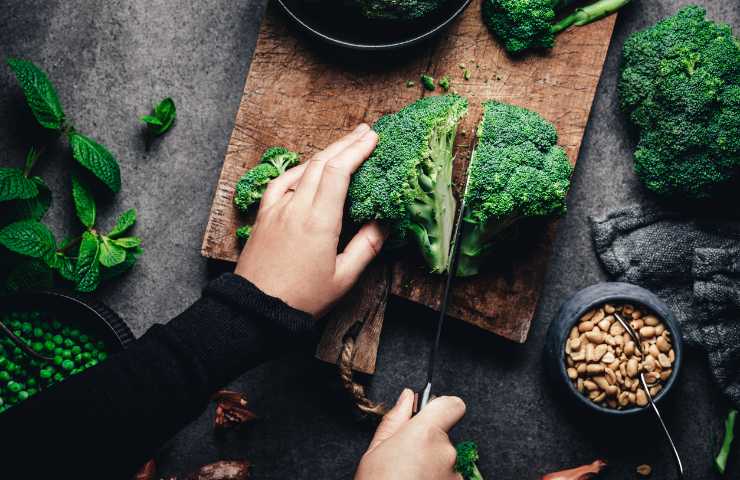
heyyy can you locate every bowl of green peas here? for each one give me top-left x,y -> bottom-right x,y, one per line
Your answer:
0,290 -> 134,412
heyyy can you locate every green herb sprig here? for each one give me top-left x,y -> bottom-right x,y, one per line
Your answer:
140,97 -> 176,136
716,409 -> 737,475
1,58 -> 143,293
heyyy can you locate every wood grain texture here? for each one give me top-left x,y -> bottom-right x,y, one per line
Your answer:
202,0 -> 617,366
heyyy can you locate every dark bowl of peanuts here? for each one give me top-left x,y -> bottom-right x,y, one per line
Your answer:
544,282 -> 683,416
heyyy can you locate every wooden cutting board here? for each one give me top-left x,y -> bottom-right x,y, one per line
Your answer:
201,0 -> 617,373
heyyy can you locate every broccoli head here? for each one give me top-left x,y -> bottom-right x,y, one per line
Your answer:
619,5 -> 740,198
455,441 -> 484,480
348,94 -> 468,273
357,0 -> 448,20
456,100 -> 572,276
233,146 -> 300,212
235,225 -> 252,244
483,0 -> 632,54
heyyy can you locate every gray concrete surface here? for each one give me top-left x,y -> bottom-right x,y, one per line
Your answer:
1,1 -> 739,478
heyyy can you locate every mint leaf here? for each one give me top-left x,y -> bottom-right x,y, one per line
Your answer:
112,236 -> 141,248
0,168 -> 39,201
69,132 -> 121,193
100,245 -> 141,282
74,231 -> 100,292
7,58 -> 65,130
141,97 -> 176,136
57,255 -> 77,281
0,219 -> 55,258
71,175 -> 96,228
6,258 -> 54,292
108,209 -> 136,238
139,114 -> 163,126
99,237 -> 126,267
8,178 -> 51,221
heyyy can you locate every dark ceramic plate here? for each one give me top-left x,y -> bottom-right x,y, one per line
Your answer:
544,283 -> 683,416
0,290 -> 134,352
276,0 -> 472,50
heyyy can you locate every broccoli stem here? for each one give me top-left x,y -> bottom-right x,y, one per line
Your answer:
551,0 -> 631,34
456,216 -> 519,277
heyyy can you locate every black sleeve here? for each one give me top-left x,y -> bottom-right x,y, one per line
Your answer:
0,273 -> 315,479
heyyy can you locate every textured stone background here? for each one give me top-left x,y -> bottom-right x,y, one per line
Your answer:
1,1 -> 739,478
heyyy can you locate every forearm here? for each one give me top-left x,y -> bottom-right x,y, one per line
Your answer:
0,273 -> 314,479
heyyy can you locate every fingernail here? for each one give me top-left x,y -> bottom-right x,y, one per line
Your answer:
354,123 -> 370,134
396,388 -> 412,406
361,129 -> 378,141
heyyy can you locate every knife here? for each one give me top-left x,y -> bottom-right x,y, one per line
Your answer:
415,191 -> 469,413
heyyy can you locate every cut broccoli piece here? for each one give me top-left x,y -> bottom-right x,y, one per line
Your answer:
456,100 -> 572,276
439,76 -> 451,92
357,0 -> 448,20
233,147 -> 300,212
455,441 -> 484,480
619,5 -> 740,199
235,225 -> 253,244
483,0 -> 632,54
348,94 -> 468,273
421,74 -> 436,91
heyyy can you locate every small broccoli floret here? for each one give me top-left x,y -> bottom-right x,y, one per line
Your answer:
439,76 -> 451,92
483,0 -> 632,54
619,5 -> 740,199
357,0 -> 448,20
235,225 -> 252,244
349,94 -> 468,273
455,441 -> 484,480
421,74 -> 436,91
457,100 -> 572,276
233,146 -> 300,212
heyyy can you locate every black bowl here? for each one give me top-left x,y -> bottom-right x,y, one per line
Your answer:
276,0 -> 472,50
544,282 -> 683,416
0,290 -> 134,353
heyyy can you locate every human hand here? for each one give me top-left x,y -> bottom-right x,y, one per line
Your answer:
355,389 -> 466,480
234,124 -> 387,318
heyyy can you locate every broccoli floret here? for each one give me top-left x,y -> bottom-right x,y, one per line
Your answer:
439,75 -> 451,92
348,94 -> 468,273
357,0 -> 448,20
619,5 -> 740,199
456,100 -> 572,277
235,225 -> 252,244
233,147 -> 300,212
421,74 -> 436,91
483,0 -> 632,54
455,441 -> 484,480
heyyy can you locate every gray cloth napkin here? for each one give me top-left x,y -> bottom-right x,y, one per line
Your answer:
590,205 -> 740,406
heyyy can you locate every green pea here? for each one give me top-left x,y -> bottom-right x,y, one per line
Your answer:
12,347 -> 22,357
27,388 -> 37,396
7,382 -> 21,393
53,356 -> 63,366
52,335 -> 63,345
40,321 -> 50,331
17,391 -> 28,401
54,347 -> 63,356
69,329 -> 80,338
71,345 -> 81,355
89,359 -> 98,367
21,323 -> 32,335
33,327 -> 43,338
51,320 -> 62,330
63,338 -> 74,348
74,354 -> 83,364
61,359 -> 74,371
81,352 -> 91,361
0,372 -> 10,382
39,368 -> 52,379
26,378 -> 37,387
79,334 -> 89,343
53,372 -> 64,382
97,352 -> 108,362
32,342 -> 44,353
62,350 -> 72,359
44,341 -> 55,352
0,356 -> 6,366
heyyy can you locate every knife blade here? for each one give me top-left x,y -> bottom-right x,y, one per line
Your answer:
416,193 -> 468,412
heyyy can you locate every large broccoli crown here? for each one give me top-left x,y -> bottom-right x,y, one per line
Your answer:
349,94 -> 468,224
457,101 -> 572,276
465,101 -> 571,223
619,5 -> 740,198
349,94 -> 468,273
358,0 -> 448,20
482,0 -> 557,54
233,146 -> 300,212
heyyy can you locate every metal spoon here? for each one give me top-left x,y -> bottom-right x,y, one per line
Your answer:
614,312 -> 684,478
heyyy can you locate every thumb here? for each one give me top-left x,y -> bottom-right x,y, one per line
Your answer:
412,396 -> 466,433
335,221 -> 388,290
367,388 -> 414,452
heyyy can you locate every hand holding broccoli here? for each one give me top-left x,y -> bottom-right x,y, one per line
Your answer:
234,124 -> 387,318
355,389 -> 467,480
